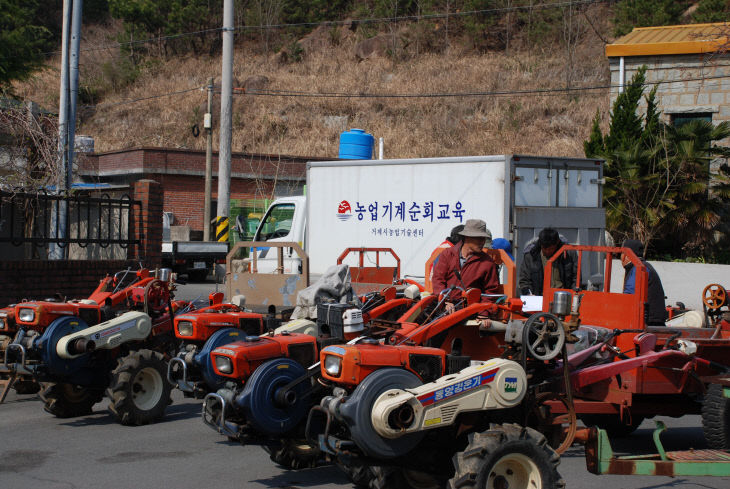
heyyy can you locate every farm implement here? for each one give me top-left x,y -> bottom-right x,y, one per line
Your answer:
2,267 -> 189,425
201,249 -> 524,469
219,245 -> 730,488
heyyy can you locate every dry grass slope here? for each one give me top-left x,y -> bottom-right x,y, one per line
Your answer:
13,12 -> 613,160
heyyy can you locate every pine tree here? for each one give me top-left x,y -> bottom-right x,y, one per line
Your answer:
604,66 -> 647,156
0,0 -> 51,90
583,110 -> 604,158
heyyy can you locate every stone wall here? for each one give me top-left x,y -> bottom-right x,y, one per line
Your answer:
608,53 -> 730,125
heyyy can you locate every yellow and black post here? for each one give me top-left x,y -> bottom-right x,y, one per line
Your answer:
216,216 -> 229,243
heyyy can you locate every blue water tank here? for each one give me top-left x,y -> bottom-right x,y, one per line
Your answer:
338,128 -> 374,159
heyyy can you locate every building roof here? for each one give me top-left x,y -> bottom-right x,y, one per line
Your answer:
606,23 -> 729,57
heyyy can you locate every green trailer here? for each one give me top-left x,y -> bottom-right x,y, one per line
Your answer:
585,382 -> 730,477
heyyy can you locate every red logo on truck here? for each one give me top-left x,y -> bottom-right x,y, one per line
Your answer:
337,200 -> 353,221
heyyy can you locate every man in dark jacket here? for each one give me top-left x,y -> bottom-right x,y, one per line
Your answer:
518,227 -> 576,295
432,219 -> 500,312
621,239 -> 667,326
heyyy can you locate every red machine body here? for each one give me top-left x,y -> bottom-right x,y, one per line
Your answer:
174,305 -> 265,342
540,245 -> 730,420
320,342 -> 446,387
211,333 -> 318,380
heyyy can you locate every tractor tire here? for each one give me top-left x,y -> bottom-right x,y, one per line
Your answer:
370,466 -> 444,489
107,349 -> 172,426
448,423 -> 565,489
580,414 -> 644,438
264,439 -> 321,470
13,379 -> 41,395
702,383 -> 730,449
41,383 -> 104,418
336,461 -> 374,489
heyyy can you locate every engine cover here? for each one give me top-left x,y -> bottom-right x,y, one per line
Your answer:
370,359 -> 527,439
56,311 -> 151,359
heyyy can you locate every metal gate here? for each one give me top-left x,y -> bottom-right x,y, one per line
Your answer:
0,190 -> 140,251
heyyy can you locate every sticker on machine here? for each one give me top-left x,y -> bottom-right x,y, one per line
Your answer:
417,367 -> 499,406
93,318 -> 139,340
504,377 -> 518,393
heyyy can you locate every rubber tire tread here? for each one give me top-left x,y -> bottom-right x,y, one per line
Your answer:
41,382 -> 103,418
107,349 -> 172,426
13,380 -> 41,395
335,460 -> 376,489
448,423 -> 565,489
369,466 -> 443,489
266,439 -> 321,470
702,383 -> 730,449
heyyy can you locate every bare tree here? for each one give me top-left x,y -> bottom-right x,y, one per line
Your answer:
0,102 -> 60,190
561,2 -> 588,89
256,0 -> 284,53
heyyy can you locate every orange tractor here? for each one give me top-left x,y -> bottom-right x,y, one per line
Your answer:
301,245 -> 730,488
202,249 -> 525,469
200,281 -> 429,468
166,292 -> 270,399
2,268 -> 190,424
0,267 -> 172,402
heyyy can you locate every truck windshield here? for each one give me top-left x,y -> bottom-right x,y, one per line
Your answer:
257,203 -> 295,240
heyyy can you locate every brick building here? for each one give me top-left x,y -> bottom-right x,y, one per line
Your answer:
606,23 -> 730,126
79,147 -> 324,235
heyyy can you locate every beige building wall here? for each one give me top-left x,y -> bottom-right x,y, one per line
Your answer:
608,53 -> 730,124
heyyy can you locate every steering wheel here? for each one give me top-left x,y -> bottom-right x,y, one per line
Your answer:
703,284 -> 727,310
143,279 -> 170,316
523,312 -> 566,361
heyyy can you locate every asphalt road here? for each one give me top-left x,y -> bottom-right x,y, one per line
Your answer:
1,280 -> 728,489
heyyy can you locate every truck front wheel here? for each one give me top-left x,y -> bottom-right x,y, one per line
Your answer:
107,350 -> 172,425
448,423 -> 564,489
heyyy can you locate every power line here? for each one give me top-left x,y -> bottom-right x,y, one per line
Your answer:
234,0 -> 607,31
227,73 -> 730,100
80,70 -> 729,112
44,0 -> 607,56
83,86 -> 203,110
43,27 -> 223,56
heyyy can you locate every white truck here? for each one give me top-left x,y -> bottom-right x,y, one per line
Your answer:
250,154 -> 606,283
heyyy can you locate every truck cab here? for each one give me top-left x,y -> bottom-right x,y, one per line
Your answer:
251,196 -> 306,274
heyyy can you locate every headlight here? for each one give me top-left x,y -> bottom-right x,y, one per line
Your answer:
323,355 -> 342,377
177,321 -> 194,336
18,308 -> 35,323
214,355 -> 233,374
0,318 -> 5,330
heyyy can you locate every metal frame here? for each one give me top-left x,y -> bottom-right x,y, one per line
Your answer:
0,190 -> 140,248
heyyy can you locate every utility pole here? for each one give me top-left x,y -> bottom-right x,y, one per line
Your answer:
51,0 -> 72,260
67,0 -> 83,188
203,77 -> 214,241
215,0 -> 234,244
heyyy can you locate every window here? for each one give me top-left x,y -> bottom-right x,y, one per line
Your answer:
256,203 -> 295,240
671,113 -> 712,127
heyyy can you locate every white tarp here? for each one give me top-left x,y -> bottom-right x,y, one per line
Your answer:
291,264 -> 361,319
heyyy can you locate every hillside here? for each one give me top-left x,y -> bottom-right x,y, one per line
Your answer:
12,5 -> 617,159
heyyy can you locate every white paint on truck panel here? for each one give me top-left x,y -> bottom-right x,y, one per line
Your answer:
307,160 -> 507,277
